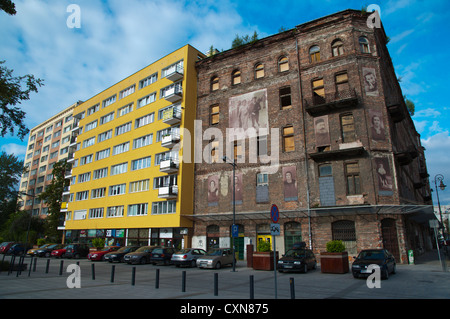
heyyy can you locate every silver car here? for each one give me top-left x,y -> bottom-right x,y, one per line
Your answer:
171,248 -> 207,267
196,248 -> 234,269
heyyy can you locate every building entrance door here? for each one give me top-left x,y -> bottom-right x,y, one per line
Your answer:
381,218 -> 400,262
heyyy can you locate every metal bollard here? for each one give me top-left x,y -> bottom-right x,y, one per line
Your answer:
28,256 -> 33,277
8,255 -> 15,275
290,277 -> 295,299
91,263 -> 95,280
59,260 -> 64,276
250,275 -> 254,299
131,267 -> 136,286
110,265 -> 115,283
155,269 -> 160,289
45,259 -> 50,274
214,273 -> 218,296
33,257 -> 37,272
182,271 -> 186,292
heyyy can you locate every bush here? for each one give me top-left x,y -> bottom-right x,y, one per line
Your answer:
92,238 -> 105,248
326,240 -> 346,253
257,240 -> 271,252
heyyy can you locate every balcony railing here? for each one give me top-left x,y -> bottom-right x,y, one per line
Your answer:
158,185 -> 178,199
162,107 -> 182,125
305,88 -> 358,115
165,65 -> 184,81
161,132 -> 181,148
160,158 -> 179,173
162,86 -> 182,103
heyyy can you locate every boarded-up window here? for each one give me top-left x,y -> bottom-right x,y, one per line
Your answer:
341,114 -> 356,143
283,126 -> 295,152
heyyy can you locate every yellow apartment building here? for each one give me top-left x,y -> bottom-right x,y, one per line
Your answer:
62,45 -> 205,248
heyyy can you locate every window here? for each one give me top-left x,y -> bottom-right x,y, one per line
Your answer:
210,140 -> 220,163
91,187 -> 106,199
345,162 -> 361,195
100,112 -> 114,125
255,63 -> 264,79
109,183 -> 126,196
87,104 -> 99,116
279,87 -> 292,109
256,173 -> 269,186
309,45 -> 320,62
115,122 -> 132,136
332,220 -> 357,255
102,95 -> 117,108
154,175 -> 177,188
335,72 -> 349,93
137,93 -> 156,108
129,179 -> 149,193
139,73 -> 157,89
83,137 -> 95,148
359,37 -> 370,53
113,142 -> 129,155
131,156 -> 151,171
128,203 -> 148,216
95,148 -> 110,160
278,56 -> 289,72
133,134 -> 153,149
85,120 -> 98,132
75,191 -> 89,201
312,79 -> 325,97
210,105 -> 219,125
234,140 -> 243,161
98,129 -> 112,142
93,167 -> 108,180
80,154 -> 93,165
111,162 -> 127,175
119,85 -> 135,99
117,103 -> 133,117
152,200 -> 176,215
319,164 -> 332,177
78,172 -> 91,183
107,206 -> 124,218
162,60 -> 183,78
331,39 -> 344,57
135,113 -> 154,128
283,126 -> 295,152
89,208 -> 104,219
211,76 -> 219,91
232,69 -> 241,85
257,135 -> 268,157
340,114 -> 356,143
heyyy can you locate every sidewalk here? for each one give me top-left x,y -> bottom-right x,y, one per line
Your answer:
413,249 -> 449,271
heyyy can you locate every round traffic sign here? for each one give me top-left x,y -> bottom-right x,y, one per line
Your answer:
270,204 -> 279,223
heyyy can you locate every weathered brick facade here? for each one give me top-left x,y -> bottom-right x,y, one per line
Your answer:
192,9 -> 433,264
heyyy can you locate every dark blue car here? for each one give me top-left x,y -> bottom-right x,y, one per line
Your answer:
351,249 -> 396,279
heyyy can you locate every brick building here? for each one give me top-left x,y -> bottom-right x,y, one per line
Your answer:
191,9 -> 435,263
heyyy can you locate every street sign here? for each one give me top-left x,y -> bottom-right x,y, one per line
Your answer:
270,223 -> 280,236
270,204 -> 279,223
232,224 -> 239,238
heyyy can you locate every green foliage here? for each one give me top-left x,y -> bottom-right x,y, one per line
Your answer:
92,237 -> 105,248
37,238 -> 46,246
326,240 -> 346,253
257,240 -> 271,252
0,151 -> 23,227
231,31 -> 259,49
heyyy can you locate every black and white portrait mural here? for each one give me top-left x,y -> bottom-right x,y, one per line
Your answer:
229,89 -> 268,135
362,67 -> 379,96
369,109 -> 386,142
375,157 -> 393,195
314,115 -> 331,147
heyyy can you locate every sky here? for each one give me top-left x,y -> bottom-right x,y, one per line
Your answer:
1,0 -> 450,205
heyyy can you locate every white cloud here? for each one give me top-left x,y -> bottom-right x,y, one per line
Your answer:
414,108 -> 441,118
1,143 -> 27,158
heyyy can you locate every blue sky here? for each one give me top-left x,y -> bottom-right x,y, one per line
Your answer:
1,0 -> 450,204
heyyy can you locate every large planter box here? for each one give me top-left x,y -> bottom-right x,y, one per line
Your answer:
320,252 -> 349,274
252,251 -> 279,271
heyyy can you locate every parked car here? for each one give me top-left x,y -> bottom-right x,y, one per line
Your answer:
150,247 -> 176,265
51,246 -> 68,258
0,242 -> 15,254
34,244 -> 64,257
7,243 -> 31,256
124,246 -> 158,264
27,244 -> 52,256
88,246 -> 121,261
171,248 -> 207,267
277,248 -> 317,273
352,249 -> 396,279
196,248 -> 234,269
104,246 -> 140,263
65,243 -> 90,259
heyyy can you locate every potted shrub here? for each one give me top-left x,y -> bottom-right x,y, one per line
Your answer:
252,240 -> 278,271
91,238 -> 105,251
320,240 -> 349,274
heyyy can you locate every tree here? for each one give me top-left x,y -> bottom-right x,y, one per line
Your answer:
0,0 -> 16,15
231,31 -> 259,49
0,61 -> 44,140
38,159 -> 70,242
0,151 -> 24,226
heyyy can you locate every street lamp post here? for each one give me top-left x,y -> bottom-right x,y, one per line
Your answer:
223,156 -> 237,272
434,174 -> 447,239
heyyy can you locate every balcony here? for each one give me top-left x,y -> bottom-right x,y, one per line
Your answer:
160,158 -> 179,173
305,88 -> 358,115
165,65 -> 184,82
161,132 -> 181,148
162,107 -> 182,125
158,185 -> 178,199
163,86 -> 182,103
387,103 -> 406,123
62,185 -> 70,195
309,145 -> 365,161
60,202 -> 68,212
394,145 -> 419,166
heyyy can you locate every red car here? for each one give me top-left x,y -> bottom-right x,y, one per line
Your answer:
51,246 -> 68,258
0,242 -> 15,254
88,246 -> 120,261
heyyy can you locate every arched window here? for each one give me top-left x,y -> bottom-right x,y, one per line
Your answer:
254,63 -> 264,79
331,220 -> 357,255
278,56 -> 289,72
359,36 -> 370,53
309,45 -> 320,62
331,39 -> 344,57
211,76 -> 219,91
232,69 -> 241,85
